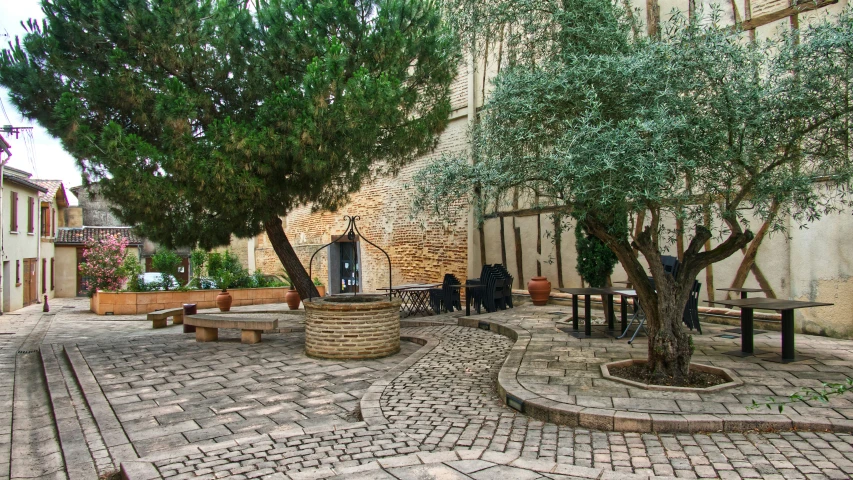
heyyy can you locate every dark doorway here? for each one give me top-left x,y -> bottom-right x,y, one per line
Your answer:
329,239 -> 361,294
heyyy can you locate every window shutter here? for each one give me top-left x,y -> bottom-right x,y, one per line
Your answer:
51,258 -> 55,290
11,192 -> 17,232
27,197 -> 34,233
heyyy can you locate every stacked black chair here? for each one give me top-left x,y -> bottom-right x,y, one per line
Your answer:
492,264 -> 514,308
468,265 -> 515,313
682,280 -> 702,333
427,274 -> 463,314
442,274 -> 462,312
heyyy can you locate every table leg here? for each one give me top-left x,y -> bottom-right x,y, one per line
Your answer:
742,307 -> 754,354
724,307 -> 766,357
572,295 -> 579,331
620,295 -> 628,332
781,309 -> 795,361
606,294 -> 615,330
584,294 -> 592,337
466,289 -> 471,316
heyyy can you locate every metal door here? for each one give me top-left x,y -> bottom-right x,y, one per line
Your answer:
339,242 -> 360,293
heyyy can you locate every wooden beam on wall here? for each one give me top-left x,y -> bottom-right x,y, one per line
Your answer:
514,220 -> 524,286
499,216 -> 507,267
536,214 -> 542,277
739,0 -> 837,31
554,215 -> 564,288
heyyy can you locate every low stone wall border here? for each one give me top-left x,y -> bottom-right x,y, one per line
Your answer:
458,316 -> 853,434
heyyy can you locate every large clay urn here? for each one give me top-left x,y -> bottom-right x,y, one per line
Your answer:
528,276 -> 551,306
216,290 -> 233,312
285,287 -> 301,310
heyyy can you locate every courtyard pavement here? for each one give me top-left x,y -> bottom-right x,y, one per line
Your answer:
1,297 -> 852,480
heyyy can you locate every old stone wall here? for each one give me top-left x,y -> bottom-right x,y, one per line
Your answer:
70,184 -> 123,227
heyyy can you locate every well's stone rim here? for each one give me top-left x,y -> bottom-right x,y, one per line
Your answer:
600,359 -> 743,392
304,295 -> 401,312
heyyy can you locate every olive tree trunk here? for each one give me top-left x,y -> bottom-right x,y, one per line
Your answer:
263,216 -> 319,300
585,214 -> 753,383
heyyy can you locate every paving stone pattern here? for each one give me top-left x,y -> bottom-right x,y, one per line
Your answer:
3,298 -> 853,479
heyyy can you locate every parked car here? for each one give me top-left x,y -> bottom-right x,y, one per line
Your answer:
139,272 -> 180,290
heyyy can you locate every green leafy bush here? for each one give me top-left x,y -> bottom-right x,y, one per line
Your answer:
151,248 -> 182,290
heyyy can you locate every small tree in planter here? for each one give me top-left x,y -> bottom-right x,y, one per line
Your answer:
151,248 -> 182,290
79,234 -> 130,297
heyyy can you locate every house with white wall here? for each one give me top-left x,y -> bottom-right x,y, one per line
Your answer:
2,166 -> 48,311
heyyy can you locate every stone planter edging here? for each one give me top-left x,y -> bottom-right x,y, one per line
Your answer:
600,359 -> 743,393
458,316 -> 850,434
91,287 -> 292,315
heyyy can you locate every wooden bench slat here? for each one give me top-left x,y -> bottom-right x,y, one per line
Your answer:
185,314 -> 278,331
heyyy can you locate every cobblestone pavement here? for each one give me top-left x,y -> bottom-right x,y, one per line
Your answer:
3,298 -> 853,480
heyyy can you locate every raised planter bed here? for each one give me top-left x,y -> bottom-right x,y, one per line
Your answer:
90,287 -> 290,315
601,359 -> 742,392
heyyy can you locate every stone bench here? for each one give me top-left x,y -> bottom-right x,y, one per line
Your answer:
147,308 -> 184,329
185,314 -> 278,344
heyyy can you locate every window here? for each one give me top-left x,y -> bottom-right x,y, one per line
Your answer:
50,258 -> 55,291
27,196 -> 34,234
10,192 -> 17,232
15,260 -> 20,286
40,205 -> 50,236
42,258 -> 46,294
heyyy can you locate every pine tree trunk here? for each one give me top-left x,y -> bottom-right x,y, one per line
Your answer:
263,216 -> 319,301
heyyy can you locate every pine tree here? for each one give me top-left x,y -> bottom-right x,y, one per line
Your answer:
0,0 -> 458,299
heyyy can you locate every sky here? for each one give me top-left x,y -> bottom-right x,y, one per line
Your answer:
1,0 -> 82,205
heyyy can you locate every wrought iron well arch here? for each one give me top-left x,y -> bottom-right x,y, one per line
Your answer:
308,216 -> 392,301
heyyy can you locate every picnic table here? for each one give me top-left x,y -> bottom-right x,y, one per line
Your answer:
708,297 -> 832,363
377,283 -> 441,317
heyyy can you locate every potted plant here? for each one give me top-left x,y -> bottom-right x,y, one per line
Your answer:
313,277 -> 326,297
213,270 -> 234,312
278,271 -> 301,310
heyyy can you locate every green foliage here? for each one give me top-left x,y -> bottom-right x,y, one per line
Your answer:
313,277 -> 324,286
188,249 -> 207,288
0,0 -> 459,252
207,250 -> 250,290
122,253 -> 151,292
575,223 -> 618,288
749,378 -> 853,413
151,249 -> 182,290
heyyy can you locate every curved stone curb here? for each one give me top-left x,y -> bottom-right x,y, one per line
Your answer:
459,316 -> 853,434
360,334 -> 440,426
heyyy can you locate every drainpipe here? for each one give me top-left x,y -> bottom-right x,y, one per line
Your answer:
0,139 -> 11,314
36,195 -> 42,303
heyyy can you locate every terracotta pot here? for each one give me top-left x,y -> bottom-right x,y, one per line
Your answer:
527,276 -> 551,306
285,288 -> 301,310
315,285 -> 326,297
216,290 -> 233,312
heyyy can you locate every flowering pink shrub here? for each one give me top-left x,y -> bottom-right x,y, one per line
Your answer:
79,234 -> 130,296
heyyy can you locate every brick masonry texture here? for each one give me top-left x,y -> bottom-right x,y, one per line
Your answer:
304,298 -> 402,359
253,63 -> 472,293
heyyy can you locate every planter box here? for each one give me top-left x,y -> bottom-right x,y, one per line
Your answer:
90,287 -> 290,315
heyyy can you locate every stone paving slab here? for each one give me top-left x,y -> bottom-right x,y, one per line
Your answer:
467,306 -> 853,434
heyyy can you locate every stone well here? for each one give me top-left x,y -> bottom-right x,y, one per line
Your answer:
303,295 -> 401,359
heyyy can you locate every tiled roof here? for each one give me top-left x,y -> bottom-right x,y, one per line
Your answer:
4,174 -> 48,193
56,227 -> 144,246
32,180 -> 69,207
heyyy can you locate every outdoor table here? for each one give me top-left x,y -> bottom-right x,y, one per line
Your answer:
556,288 -> 609,338
708,297 -> 833,363
594,286 -> 636,333
715,288 -> 770,334
377,283 -> 441,317
449,283 -> 484,316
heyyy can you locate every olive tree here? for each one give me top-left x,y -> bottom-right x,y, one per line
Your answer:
414,1 -> 853,382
